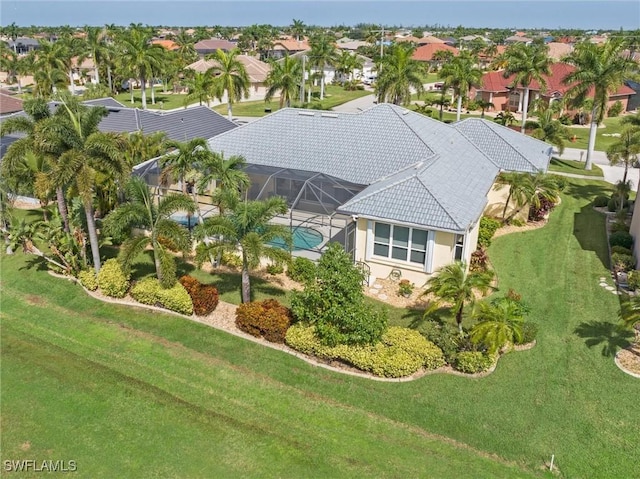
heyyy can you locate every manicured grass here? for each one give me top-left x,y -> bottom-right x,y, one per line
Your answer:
212,85 -> 371,117
549,158 -> 604,177
566,116 -> 626,151
113,88 -> 189,110
3,179 -> 639,478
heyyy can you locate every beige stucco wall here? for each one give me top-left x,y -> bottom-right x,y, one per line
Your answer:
353,217 -> 480,287
485,183 -> 528,222
630,188 -> 640,260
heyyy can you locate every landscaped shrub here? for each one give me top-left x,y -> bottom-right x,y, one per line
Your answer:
285,324 -> 444,378
97,259 -> 130,298
609,231 -> 634,250
78,269 -> 98,291
470,248 -> 489,272
627,270 -> 640,291
286,257 -> 316,285
553,176 -> 568,192
593,195 -> 609,207
131,277 -> 193,315
516,322 -> 538,345
611,221 -> 630,234
478,216 -> 501,248
611,246 -> 633,255
220,251 -> 242,268
607,198 -> 618,212
266,263 -> 284,275
611,253 -> 635,272
236,299 -> 292,343
454,351 -> 494,374
420,321 -> 462,364
529,195 -> 556,222
608,100 -> 623,117
179,275 -> 218,316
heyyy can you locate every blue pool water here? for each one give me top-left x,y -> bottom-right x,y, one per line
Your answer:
268,227 -> 323,251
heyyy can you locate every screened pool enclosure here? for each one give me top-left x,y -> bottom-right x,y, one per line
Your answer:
132,160 -> 364,259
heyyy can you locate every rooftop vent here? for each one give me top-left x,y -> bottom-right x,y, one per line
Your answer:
298,111 -> 315,117
320,113 -> 338,118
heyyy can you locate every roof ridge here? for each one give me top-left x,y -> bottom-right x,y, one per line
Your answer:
343,168 -> 421,206
479,119 -> 549,170
415,173 -> 464,230
385,105 -> 440,158
453,119 -> 502,169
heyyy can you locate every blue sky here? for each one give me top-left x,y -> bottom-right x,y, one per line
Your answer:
1,1 -> 639,30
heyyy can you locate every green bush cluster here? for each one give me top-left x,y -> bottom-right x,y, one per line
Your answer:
627,270 -> 640,291
78,269 -> 98,291
611,246 -> 633,256
593,195 -> 609,207
610,222 -> 630,234
608,100 -> 623,118
220,251 -> 243,268
97,259 -> 130,298
610,231 -> 633,250
130,277 -> 193,315
286,257 -> 317,284
285,324 -> 445,378
266,263 -> 284,275
477,217 -> 501,248
611,253 -> 635,272
454,351 -> 495,374
236,299 -> 292,343
516,322 -> 538,345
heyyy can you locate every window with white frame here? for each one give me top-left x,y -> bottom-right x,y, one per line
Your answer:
373,222 -> 428,265
454,234 -> 464,261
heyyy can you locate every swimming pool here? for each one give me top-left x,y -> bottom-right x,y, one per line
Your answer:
269,226 -> 323,251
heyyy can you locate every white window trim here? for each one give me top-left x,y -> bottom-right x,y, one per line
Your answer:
367,221 -> 431,269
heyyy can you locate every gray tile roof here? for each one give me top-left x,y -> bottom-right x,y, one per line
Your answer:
82,97 -> 126,108
206,103 -> 552,232
454,118 -> 553,173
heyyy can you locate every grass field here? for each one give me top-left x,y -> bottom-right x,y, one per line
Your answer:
113,87 -> 188,110
566,117 -> 625,151
549,158 -> 604,177
2,179 -> 639,478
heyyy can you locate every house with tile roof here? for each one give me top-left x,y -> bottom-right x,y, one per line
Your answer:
412,44 -> 459,65
471,62 -> 636,114
134,103 -> 551,285
194,38 -> 237,57
0,89 -> 24,116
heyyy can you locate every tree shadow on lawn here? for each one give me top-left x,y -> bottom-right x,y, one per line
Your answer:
574,320 -> 633,357
573,202 -> 610,269
563,181 -> 611,201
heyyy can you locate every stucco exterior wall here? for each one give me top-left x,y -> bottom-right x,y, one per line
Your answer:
485,183 -> 528,222
630,189 -> 640,261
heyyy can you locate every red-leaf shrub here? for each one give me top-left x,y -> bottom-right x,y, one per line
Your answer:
470,248 -> 489,272
528,195 -> 556,222
235,299 -> 293,343
179,275 -> 219,316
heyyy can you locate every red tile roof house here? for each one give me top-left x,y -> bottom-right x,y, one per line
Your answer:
470,62 -> 636,115
194,38 -> 237,57
411,44 -> 459,69
0,89 -> 24,116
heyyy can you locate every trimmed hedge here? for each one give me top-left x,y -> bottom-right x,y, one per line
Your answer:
611,246 -> 633,256
516,322 -> 538,345
611,253 -> 635,272
609,231 -> 633,250
285,324 -> 445,378
130,277 -> 193,315
78,269 -> 98,291
179,275 -> 219,316
236,299 -> 292,343
478,217 -> 501,248
454,351 -> 494,374
97,259 -> 130,298
593,195 -> 609,207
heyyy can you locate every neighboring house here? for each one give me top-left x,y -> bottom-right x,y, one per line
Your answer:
282,50 -> 374,85
185,55 -> 271,100
127,103 -> 552,286
336,40 -> 369,51
546,42 -> 573,61
269,37 -> 311,59
472,62 -> 637,113
6,37 -> 39,54
151,39 -> 179,51
411,44 -> 459,67
626,80 -> 640,112
505,35 -> 533,45
0,89 -> 24,116
194,38 -> 237,57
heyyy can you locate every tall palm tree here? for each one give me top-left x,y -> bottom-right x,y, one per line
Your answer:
474,99 -> 495,118
206,48 -> 250,120
124,131 -> 167,168
117,26 -> 166,109
103,176 -> 195,288
31,39 -> 72,95
606,126 -> 640,184
425,261 -> 495,333
528,105 -> 570,154
563,38 -> 637,170
79,26 -> 109,85
173,28 -> 197,66
265,54 -> 302,108
0,43 -> 26,93
46,97 -> 129,272
613,180 -> 632,213
439,50 -> 483,121
159,138 -> 209,194
193,195 -> 292,303
470,299 -> 525,354
376,44 -> 426,105
197,152 -> 250,197
501,43 -> 552,133
308,33 -> 338,100
334,50 -> 363,84
493,171 -> 530,222
183,71 -> 217,106
290,19 -> 306,42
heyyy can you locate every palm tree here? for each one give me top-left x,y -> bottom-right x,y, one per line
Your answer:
474,99 -> 495,118
376,44 -> 426,105
31,39 -> 72,95
606,126 -> 640,184
173,28 -> 197,66
159,138 -> 210,194
308,33 -> 338,100
103,176 -> 195,288
0,43 -> 27,93
493,172 -> 530,222
79,26 -> 109,85
563,38 -> 637,170
470,299 -> 525,354
613,180 -> 633,213
334,50 -> 363,84
193,195 -> 292,303
183,71 -> 217,107
47,96 -> 129,272
124,131 -> 168,168
290,19 -> 306,42
439,51 -> 483,121
425,261 -> 495,333
517,172 -> 561,220
206,48 -> 250,120
265,55 -> 302,108
117,26 -> 166,109
197,152 -> 250,198
495,110 -> 516,126
528,105 -> 570,154
428,92 -> 451,121
501,43 -> 552,133
621,111 -> 640,128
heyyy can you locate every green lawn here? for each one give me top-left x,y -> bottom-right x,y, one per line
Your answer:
566,116 -> 625,151
213,85 -> 371,117
3,179 -> 639,478
113,87 -> 189,110
549,158 -> 604,177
